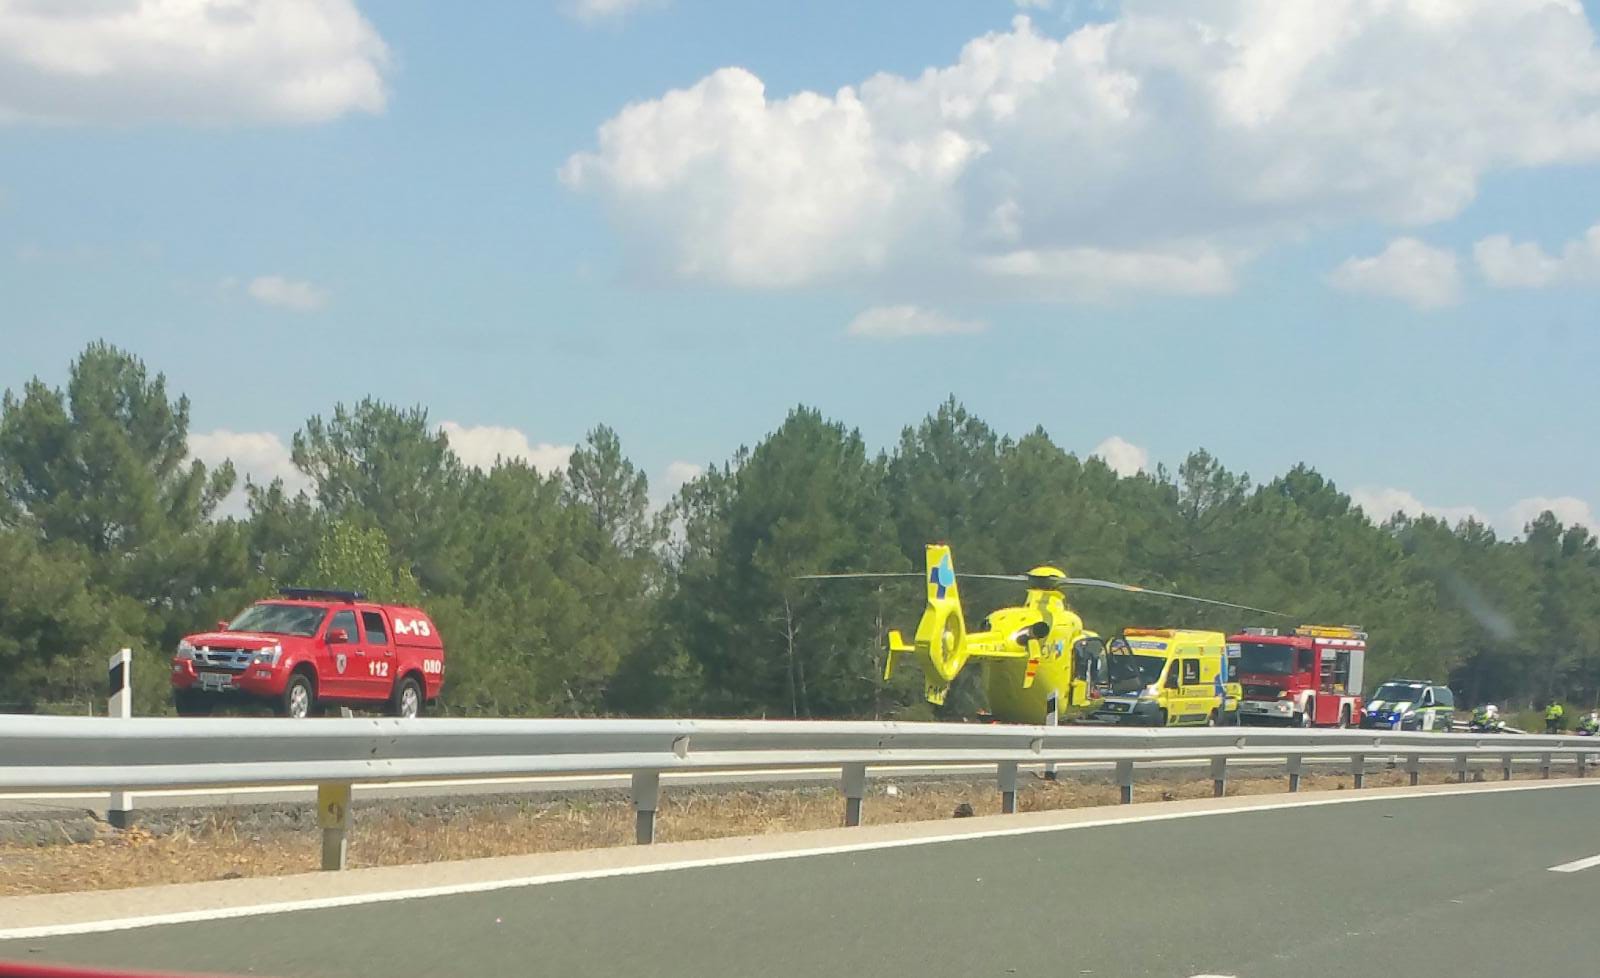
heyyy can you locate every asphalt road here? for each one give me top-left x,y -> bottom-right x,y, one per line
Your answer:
6,783 -> 1599,977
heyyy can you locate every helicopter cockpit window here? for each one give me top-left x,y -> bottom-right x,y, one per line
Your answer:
1074,637 -> 1107,684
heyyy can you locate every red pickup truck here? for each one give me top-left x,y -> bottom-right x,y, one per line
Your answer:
170,588 -> 444,718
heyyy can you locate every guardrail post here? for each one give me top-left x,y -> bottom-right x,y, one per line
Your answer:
1577,751 -> 1589,778
1287,754 -> 1303,793
1116,759 -> 1134,804
1043,695 -> 1059,782
632,771 -> 660,844
1454,754 -> 1470,783
1502,754 -> 1513,781
998,761 -> 1020,814
1351,753 -> 1366,789
107,649 -> 134,829
1210,756 -> 1227,798
1540,752 -> 1553,780
841,763 -> 867,827
1405,753 -> 1421,787
317,783 -> 352,871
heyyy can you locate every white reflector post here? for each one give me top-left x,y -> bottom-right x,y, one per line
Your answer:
107,648 -> 134,828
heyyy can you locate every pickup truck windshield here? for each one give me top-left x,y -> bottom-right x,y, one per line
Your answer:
1107,653 -> 1167,693
227,603 -> 327,637
1238,643 -> 1294,675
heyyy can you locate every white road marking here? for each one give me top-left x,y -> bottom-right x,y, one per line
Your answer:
1547,852 -> 1600,873
0,780 -> 1588,942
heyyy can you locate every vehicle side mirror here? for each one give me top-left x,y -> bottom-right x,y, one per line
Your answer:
327,628 -> 350,645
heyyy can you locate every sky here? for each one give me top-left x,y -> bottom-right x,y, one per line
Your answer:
1,0 -> 1598,535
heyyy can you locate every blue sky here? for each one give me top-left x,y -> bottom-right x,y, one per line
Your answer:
1,0 -> 1598,533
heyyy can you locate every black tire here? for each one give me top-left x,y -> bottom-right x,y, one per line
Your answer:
277,671 -> 316,719
1207,709 -> 1219,727
1297,703 -> 1314,728
1158,709 -> 1169,727
390,676 -> 423,719
1338,706 -> 1351,729
173,691 -> 213,717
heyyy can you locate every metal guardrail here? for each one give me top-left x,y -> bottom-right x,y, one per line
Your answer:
2,716 -> 1593,870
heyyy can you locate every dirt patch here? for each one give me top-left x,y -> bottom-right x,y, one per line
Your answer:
0,764 -> 1513,897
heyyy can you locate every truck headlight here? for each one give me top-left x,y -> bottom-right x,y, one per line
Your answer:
175,639 -> 196,661
1138,684 -> 1159,701
251,644 -> 283,667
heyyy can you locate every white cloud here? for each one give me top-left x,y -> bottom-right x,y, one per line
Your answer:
1507,496 -> 1599,535
565,4 -> 1600,298
566,0 -> 661,24
188,428 -> 309,516
0,0 -> 389,126
1474,222 -> 1600,288
1327,238 -> 1461,309
980,244 -> 1236,298
245,275 -> 328,312
662,460 -> 703,491
1349,487 -> 1487,527
846,304 -> 986,339
1092,435 -> 1148,477
439,421 -> 573,474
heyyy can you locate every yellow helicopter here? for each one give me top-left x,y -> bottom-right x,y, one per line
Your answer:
802,543 -> 1283,724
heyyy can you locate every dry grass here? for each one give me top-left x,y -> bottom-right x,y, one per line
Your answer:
0,765 -> 1513,897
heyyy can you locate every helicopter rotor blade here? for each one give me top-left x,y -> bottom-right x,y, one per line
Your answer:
794,572 -> 1030,581
1062,578 -> 1288,618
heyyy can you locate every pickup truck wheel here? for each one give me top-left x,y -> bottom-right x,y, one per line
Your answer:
390,677 -> 422,719
173,691 -> 212,717
278,673 -> 315,719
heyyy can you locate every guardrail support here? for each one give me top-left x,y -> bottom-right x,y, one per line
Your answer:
317,783 -> 352,871
107,648 -> 134,829
1116,759 -> 1134,804
841,763 -> 867,827
1210,756 -> 1227,798
998,761 -> 1020,814
1287,755 -> 1303,793
1405,753 -> 1421,787
1540,752 -> 1553,780
1351,753 -> 1366,789
1454,754 -> 1470,783
1501,754 -> 1513,781
1043,696 -> 1059,781
1577,751 -> 1589,778
632,771 -> 660,844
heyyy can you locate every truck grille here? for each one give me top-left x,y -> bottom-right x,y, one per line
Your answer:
192,648 -> 254,672
1242,684 -> 1282,699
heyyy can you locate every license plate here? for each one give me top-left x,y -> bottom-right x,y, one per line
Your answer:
199,672 -> 233,690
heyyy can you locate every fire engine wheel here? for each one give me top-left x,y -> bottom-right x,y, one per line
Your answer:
390,677 -> 423,719
1338,706 -> 1351,729
1297,704 -> 1314,728
278,673 -> 316,719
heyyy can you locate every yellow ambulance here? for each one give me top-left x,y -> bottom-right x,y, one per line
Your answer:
1089,628 -> 1242,726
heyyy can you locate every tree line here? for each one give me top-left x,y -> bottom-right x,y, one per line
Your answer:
2,343 -> 1597,718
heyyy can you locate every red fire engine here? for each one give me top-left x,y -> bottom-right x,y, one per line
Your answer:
1230,625 -> 1366,727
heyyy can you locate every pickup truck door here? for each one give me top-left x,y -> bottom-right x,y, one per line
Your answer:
354,607 -> 395,700
322,609 -> 361,699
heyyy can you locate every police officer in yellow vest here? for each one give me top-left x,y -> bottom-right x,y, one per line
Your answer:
1546,701 -> 1566,734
